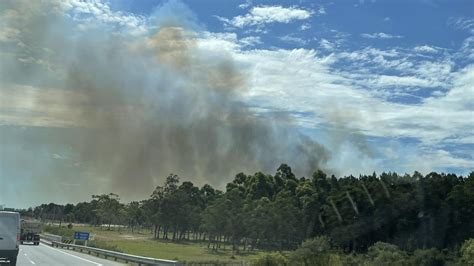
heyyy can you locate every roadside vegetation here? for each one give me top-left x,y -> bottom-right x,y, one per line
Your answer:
42,224 -> 263,263
14,164 -> 474,265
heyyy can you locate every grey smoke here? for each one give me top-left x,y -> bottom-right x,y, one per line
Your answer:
0,0 -> 330,201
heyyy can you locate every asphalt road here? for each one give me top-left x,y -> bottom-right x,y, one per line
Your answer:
14,243 -> 125,266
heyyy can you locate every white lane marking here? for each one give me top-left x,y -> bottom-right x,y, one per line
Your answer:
40,243 -> 103,266
24,253 -> 36,265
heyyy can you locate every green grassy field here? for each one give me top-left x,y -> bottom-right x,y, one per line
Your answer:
105,239 -> 263,263
44,224 -> 264,264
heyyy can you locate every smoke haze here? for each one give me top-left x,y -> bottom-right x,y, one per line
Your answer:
0,0 -> 330,203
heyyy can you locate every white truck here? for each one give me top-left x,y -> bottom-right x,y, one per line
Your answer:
0,211 -> 20,265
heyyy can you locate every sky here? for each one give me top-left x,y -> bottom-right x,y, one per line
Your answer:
0,0 -> 473,208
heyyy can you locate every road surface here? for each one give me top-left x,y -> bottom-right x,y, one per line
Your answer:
14,243 -> 125,266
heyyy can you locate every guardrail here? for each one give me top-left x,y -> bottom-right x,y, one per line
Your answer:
40,233 -> 62,243
51,241 -> 180,266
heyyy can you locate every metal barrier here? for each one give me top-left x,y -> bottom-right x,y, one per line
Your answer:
40,233 -> 62,243
50,241 -> 180,266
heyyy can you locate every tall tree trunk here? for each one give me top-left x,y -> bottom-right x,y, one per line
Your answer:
153,224 -> 158,239
163,226 -> 168,240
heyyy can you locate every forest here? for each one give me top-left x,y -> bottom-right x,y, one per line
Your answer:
15,164 -> 474,264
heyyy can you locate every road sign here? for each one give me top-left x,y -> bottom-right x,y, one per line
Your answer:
73,231 -> 90,240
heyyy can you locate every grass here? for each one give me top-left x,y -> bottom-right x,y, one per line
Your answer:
44,224 -> 265,264
105,239 -> 263,263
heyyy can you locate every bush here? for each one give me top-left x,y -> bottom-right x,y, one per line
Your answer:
460,239 -> 474,264
300,236 -> 331,253
253,252 -> 288,266
410,248 -> 444,266
339,253 -> 364,265
290,236 -> 332,266
43,225 -> 75,239
366,242 -> 409,266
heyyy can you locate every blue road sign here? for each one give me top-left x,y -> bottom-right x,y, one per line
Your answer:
74,231 -> 90,240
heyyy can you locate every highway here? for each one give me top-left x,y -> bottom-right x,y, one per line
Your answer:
14,243 -> 125,266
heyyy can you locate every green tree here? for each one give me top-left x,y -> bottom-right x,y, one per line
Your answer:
92,193 -> 122,230
126,201 -> 145,232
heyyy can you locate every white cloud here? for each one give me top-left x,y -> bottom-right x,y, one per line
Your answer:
196,32 -> 240,51
368,75 -> 438,87
238,0 -> 252,9
460,36 -> 474,60
318,7 -> 326,15
361,32 -> 403,39
240,36 -> 262,47
449,17 -> 474,34
218,5 -> 312,28
195,32 -> 264,50
414,45 -> 439,53
279,35 -> 308,46
335,47 -> 453,91
414,61 -> 452,80
300,23 -> 311,31
401,149 -> 473,173
62,0 -> 147,35
319,39 -> 335,51
423,64 -> 474,111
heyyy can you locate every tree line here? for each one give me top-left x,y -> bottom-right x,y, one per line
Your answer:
20,164 -> 474,254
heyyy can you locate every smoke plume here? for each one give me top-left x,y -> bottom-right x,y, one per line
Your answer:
0,0 -> 330,201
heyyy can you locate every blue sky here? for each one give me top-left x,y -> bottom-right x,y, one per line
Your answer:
0,0 -> 473,208
111,0 -> 472,48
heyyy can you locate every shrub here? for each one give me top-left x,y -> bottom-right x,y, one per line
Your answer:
43,224 -> 75,239
460,239 -> 474,264
253,252 -> 288,266
411,248 -> 444,265
290,236 -> 332,266
366,242 -> 408,266
300,236 -> 331,253
337,253 -> 364,265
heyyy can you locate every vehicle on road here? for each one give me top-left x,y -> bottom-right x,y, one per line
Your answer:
20,220 -> 41,245
0,211 -> 20,265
